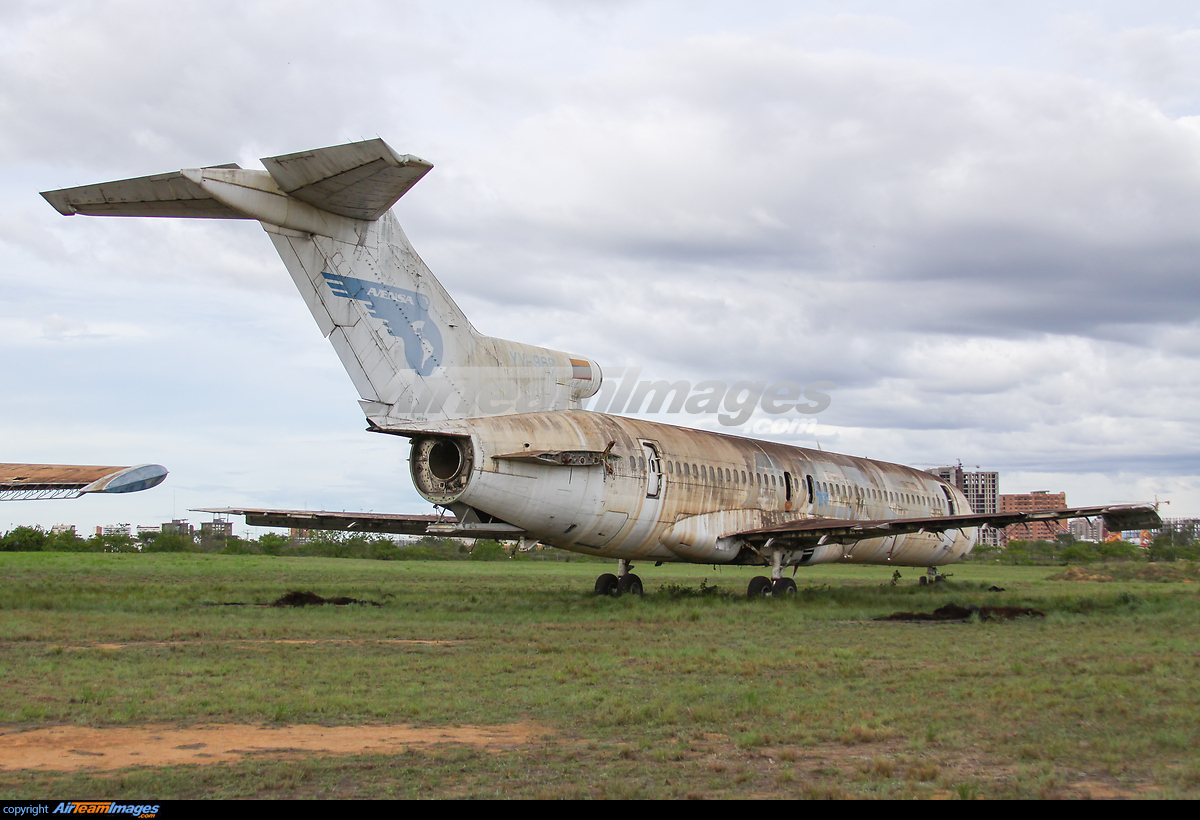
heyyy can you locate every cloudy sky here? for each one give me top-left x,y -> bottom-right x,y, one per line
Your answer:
3,0 -> 1199,534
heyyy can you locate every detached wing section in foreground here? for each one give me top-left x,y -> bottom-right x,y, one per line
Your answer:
0,463 -> 168,501
196,508 -> 525,539
736,504 -> 1163,547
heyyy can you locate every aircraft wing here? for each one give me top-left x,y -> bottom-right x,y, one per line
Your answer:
195,507 -> 526,539
735,504 -> 1162,547
0,463 -> 168,500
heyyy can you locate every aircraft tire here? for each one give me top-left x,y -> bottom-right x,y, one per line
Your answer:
772,577 -> 797,595
747,576 -> 773,597
617,574 -> 643,596
595,573 -> 619,596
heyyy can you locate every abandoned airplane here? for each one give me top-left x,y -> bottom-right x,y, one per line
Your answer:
42,139 -> 1160,596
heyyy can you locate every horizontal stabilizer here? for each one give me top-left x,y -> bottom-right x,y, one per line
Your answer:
261,139 -> 433,221
41,165 -> 249,219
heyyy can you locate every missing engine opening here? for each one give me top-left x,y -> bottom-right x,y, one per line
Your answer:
411,436 -> 473,504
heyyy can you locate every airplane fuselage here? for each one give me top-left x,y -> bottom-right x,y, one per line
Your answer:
406,410 -> 977,569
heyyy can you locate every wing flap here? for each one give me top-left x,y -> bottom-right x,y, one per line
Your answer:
261,139 -> 433,221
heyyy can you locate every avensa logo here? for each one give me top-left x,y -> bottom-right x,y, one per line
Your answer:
322,272 -> 444,376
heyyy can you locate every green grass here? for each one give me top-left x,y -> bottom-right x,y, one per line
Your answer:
2,554 -> 1199,798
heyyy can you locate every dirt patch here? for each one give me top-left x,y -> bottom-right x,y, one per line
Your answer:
0,722 -> 548,772
271,590 -> 382,607
58,639 -> 454,651
200,591 -> 384,607
877,603 -> 1045,622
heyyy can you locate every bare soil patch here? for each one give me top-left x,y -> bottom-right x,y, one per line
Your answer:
0,722 -> 548,772
56,639 -> 454,651
877,603 -> 1045,622
201,590 -> 384,607
270,590 -> 381,607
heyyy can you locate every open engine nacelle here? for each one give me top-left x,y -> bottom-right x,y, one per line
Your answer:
410,435 -> 474,505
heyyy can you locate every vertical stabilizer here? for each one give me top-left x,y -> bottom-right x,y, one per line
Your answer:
41,139 -> 602,426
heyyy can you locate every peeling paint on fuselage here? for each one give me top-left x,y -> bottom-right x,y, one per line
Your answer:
406,410 -> 977,569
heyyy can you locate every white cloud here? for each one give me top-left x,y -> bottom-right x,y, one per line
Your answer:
3,0 -> 1199,531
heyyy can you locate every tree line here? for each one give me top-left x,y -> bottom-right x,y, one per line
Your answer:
0,526 -> 523,560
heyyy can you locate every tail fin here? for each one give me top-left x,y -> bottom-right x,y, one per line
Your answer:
42,139 -> 601,427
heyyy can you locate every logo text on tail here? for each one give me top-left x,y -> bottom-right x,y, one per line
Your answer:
322,272 -> 444,376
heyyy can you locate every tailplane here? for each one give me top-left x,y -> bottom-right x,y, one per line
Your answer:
43,139 -> 601,426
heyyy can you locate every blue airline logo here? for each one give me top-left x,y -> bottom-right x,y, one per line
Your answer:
322,272 -> 444,376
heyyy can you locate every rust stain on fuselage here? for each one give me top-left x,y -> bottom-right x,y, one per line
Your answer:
403,410 -> 975,569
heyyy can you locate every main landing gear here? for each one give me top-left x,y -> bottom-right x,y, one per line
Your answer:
594,559 -> 643,597
747,576 -> 797,597
918,567 -> 949,586
747,549 -> 798,597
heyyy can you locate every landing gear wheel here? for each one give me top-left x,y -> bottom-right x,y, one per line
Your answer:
595,573 -> 618,596
617,574 -> 644,596
772,577 -> 797,595
747,576 -> 773,597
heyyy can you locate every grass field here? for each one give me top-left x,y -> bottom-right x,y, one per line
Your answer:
2,553 -> 1199,799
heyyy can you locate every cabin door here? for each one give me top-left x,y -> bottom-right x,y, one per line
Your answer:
642,441 -> 662,499
621,440 -> 666,550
